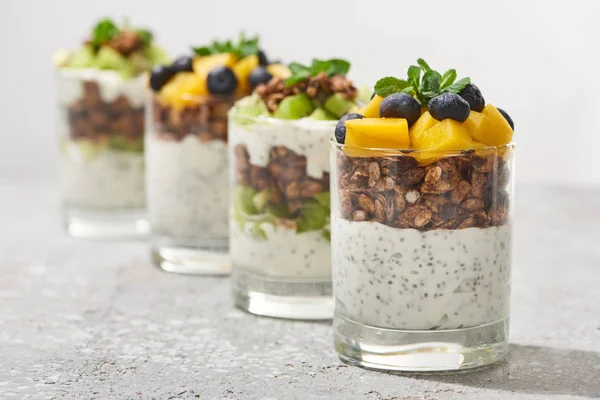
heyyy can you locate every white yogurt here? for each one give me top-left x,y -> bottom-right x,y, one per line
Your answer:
231,222 -> 331,279
61,140 -> 145,209
229,118 -> 335,180
332,217 -> 511,330
146,134 -> 229,239
56,68 -> 148,107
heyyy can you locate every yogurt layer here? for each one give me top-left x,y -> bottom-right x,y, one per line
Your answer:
231,222 -> 331,279
146,134 -> 229,239
56,68 -> 147,107
332,217 -> 511,330
229,118 -> 335,179
61,142 -> 145,209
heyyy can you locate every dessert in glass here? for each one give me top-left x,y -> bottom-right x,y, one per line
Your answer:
53,18 -> 169,238
331,59 -> 515,371
229,59 -> 365,319
146,35 -> 285,274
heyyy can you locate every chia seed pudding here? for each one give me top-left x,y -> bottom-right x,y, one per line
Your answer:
54,18 -> 169,237
229,58 -> 367,319
146,35 -> 281,274
331,58 -> 515,371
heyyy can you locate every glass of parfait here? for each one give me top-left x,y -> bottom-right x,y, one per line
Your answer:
331,59 -> 515,371
146,35 -> 286,274
229,59 -> 364,319
53,18 -> 169,239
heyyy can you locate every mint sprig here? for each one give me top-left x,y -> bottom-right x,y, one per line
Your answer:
374,59 -> 470,105
284,58 -> 351,87
91,18 -> 119,50
192,34 -> 260,59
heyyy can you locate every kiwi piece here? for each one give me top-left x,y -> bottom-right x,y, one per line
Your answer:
274,94 -> 314,120
323,93 -> 354,118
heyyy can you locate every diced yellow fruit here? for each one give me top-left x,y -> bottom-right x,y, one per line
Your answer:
413,119 -> 473,151
409,111 -> 438,145
192,53 -> 238,79
471,104 -> 513,146
159,72 -> 206,109
266,63 -> 291,79
472,141 -> 487,148
345,118 -> 410,153
233,54 -> 259,95
358,95 -> 383,118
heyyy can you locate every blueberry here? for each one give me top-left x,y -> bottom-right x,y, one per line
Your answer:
149,65 -> 174,92
249,67 -> 273,89
379,93 -> 421,126
171,55 -> 194,73
458,84 -> 485,112
497,107 -> 514,130
428,93 -> 470,122
207,66 -> 238,95
258,49 -> 268,66
335,113 -> 364,144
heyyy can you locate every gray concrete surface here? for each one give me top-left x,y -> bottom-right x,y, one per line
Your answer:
0,183 -> 599,400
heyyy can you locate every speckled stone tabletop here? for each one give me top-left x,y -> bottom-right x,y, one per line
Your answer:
0,183 -> 599,400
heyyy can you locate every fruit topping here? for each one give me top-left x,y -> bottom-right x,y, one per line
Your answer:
253,58 -> 358,119
359,95 -> 383,118
266,63 -> 291,79
207,66 -> 238,95
412,119 -> 473,151
497,107 -> 514,130
458,83 -> 485,112
471,105 -> 513,145
309,108 -> 338,121
171,55 -> 194,73
428,93 -> 470,122
150,65 -> 174,92
249,67 -> 273,88
409,111 -> 438,145
324,93 -> 355,118
232,54 -> 259,94
57,18 -> 168,77
258,49 -> 269,66
379,92 -> 421,126
335,113 -> 364,144
345,118 -> 410,149
273,93 -> 314,119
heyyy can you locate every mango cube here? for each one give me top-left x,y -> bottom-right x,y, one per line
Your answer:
233,54 -> 259,95
358,95 -> 384,118
409,111 -> 438,145
471,104 -> 513,146
413,119 -> 473,151
345,118 -> 410,150
192,53 -> 238,80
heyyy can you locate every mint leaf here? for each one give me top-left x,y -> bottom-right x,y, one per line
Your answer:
238,35 -> 259,58
289,62 -> 310,75
192,46 -> 212,56
285,70 -> 310,87
92,18 -> 119,50
326,59 -> 350,76
296,200 -> 329,234
420,70 -> 441,93
136,29 -> 153,47
440,69 -> 457,89
417,58 -> 432,73
441,77 -> 471,94
402,86 -> 417,96
407,65 -> 421,89
311,59 -> 330,74
374,77 -> 409,98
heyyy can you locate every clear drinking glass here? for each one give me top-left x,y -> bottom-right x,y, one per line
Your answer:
146,94 -> 234,274
229,115 -> 335,319
56,70 -> 148,238
331,141 -> 514,371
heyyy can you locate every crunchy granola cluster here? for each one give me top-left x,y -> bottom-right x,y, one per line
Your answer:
151,97 -> 236,142
68,81 -> 144,141
255,72 -> 357,113
336,151 -> 510,230
84,30 -> 143,56
235,144 -> 329,216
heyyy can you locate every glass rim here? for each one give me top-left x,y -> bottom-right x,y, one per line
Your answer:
330,138 -> 515,155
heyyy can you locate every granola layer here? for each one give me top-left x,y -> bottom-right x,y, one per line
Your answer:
335,151 -> 510,230
151,97 -> 235,142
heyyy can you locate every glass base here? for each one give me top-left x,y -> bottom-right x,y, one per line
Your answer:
233,269 -> 333,320
334,315 -> 508,372
64,207 -> 148,239
151,235 -> 230,275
